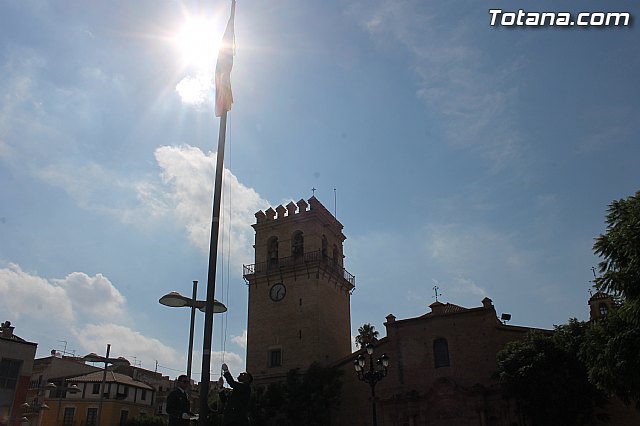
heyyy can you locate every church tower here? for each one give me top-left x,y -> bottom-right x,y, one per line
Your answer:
243,196 -> 355,382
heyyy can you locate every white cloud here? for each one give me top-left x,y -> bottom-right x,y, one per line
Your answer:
143,144 -> 270,267
53,272 -> 126,320
175,73 -> 213,107
230,329 -> 247,349
0,263 -> 186,371
0,264 -> 125,327
73,323 -> 180,369
347,0 -> 523,169
0,263 -> 73,323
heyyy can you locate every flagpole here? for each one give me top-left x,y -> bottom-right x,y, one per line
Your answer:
198,109 -> 228,423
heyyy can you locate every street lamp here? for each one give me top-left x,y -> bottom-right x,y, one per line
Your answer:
53,380 -> 81,426
21,382 -> 55,426
83,344 -> 130,426
159,280 -> 227,381
353,343 -> 390,426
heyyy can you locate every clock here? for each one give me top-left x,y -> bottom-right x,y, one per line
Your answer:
270,283 -> 286,302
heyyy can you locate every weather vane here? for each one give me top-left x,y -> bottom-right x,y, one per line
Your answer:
433,285 -> 442,302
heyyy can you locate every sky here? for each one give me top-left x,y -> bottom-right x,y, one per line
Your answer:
1,0 -> 639,382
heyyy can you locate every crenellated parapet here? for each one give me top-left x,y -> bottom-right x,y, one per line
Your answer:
255,198 -> 309,223
253,196 -> 341,229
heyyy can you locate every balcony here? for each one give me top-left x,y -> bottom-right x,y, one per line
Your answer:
243,249 -> 355,289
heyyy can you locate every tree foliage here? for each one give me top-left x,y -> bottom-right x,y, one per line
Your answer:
581,309 -> 640,406
251,362 -> 343,426
593,190 -> 640,322
585,190 -> 640,406
355,323 -> 379,348
496,324 -> 606,426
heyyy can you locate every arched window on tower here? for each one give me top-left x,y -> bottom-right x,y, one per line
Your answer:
322,235 -> 328,259
267,236 -> 279,267
332,244 -> 339,267
599,302 -> 609,316
292,231 -> 304,260
433,338 -> 450,368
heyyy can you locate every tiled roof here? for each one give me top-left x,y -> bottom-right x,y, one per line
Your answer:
440,303 -> 468,314
68,371 -> 153,390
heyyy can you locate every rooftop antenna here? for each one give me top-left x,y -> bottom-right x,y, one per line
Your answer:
56,340 -> 75,357
432,285 -> 442,302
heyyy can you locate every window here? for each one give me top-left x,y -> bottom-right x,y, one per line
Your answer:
0,359 -> 22,389
292,231 -> 304,259
332,245 -> 339,267
433,338 -> 450,368
63,407 -> 75,426
322,235 -> 328,258
269,349 -> 282,367
268,236 -> 279,266
92,383 -> 100,394
86,408 -> 98,426
599,303 -> 609,316
141,389 -> 147,400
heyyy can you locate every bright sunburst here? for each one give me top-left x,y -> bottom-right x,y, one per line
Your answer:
174,16 -> 220,72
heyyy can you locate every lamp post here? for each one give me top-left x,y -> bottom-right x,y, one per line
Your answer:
159,281 -> 227,381
83,344 -> 130,426
53,379 -> 81,426
20,382 -> 55,426
354,343 -> 390,426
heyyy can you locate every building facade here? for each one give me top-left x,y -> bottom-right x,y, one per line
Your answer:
40,370 -> 155,426
332,298 -> 538,426
0,321 -> 37,426
241,195 -> 640,425
243,197 -> 354,383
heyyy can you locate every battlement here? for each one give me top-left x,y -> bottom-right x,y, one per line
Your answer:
254,196 -> 339,226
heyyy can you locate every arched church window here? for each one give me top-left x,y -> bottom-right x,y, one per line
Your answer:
433,338 -> 450,368
599,302 -> 608,316
292,231 -> 304,259
267,237 -> 279,266
332,245 -> 339,267
322,235 -> 328,259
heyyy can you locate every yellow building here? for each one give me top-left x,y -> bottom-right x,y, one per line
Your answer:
40,371 -> 154,426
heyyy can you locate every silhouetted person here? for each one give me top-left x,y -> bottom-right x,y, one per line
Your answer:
219,363 -> 252,426
167,374 -> 194,426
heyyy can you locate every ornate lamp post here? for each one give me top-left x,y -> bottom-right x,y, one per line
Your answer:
83,344 -> 130,426
159,281 -> 227,380
353,343 -> 390,426
20,382 -> 55,426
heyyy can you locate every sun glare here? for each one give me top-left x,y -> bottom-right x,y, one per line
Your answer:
174,16 -> 220,71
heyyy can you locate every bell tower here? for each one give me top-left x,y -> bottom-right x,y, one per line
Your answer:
243,196 -> 355,382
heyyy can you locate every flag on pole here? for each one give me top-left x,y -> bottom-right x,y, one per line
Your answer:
215,0 -> 236,117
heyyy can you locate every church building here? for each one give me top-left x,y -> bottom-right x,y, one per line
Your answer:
242,196 -> 638,425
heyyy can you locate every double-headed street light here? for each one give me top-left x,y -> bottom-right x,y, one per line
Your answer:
159,280 -> 227,381
20,382 -> 55,426
354,343 -> 390,426
83,344 -> 130,426
53,380 -> 81,426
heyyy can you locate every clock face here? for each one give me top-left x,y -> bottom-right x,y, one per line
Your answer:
270,283 -> 286,302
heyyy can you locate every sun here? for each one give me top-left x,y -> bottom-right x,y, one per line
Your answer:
174,16 -> 220,72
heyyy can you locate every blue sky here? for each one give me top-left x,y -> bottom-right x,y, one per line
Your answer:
1,0 -> 638,380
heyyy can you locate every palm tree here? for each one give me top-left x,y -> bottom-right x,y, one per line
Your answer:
355,323 -> 379,348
